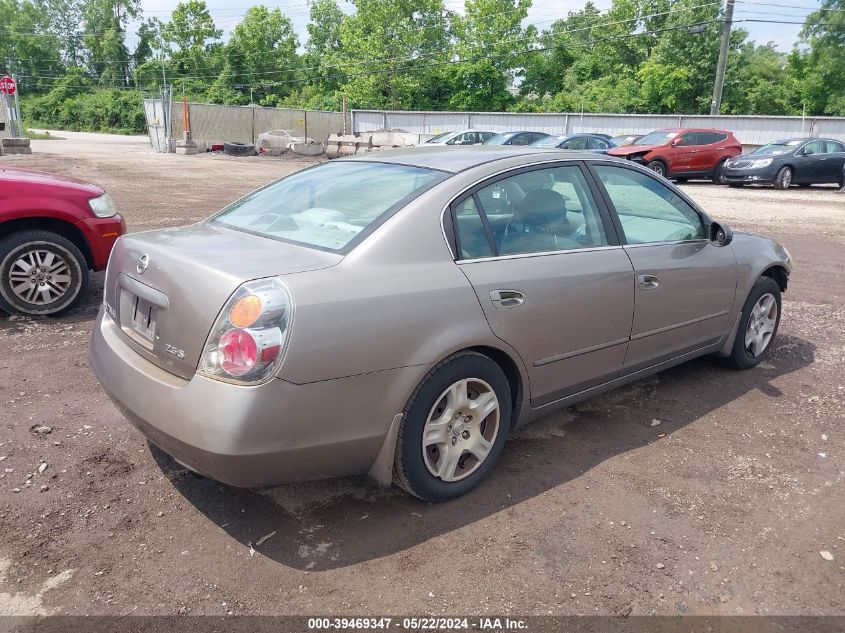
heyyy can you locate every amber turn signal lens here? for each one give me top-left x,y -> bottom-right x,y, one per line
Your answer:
229,295 -> 263,328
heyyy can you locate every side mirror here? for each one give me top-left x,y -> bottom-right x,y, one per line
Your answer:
710,221 -> 733,246
802,147 -> 813,155
671,138 -> 682,146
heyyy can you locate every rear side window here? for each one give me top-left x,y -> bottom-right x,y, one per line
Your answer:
594,165 -> 704,244
828,140 -> 845,153
453,164 -> 609,259
213,161 -> 446,252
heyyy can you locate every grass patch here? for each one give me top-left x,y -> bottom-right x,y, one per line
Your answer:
26,129 -> 64,140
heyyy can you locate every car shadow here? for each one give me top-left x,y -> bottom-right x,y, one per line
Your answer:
150,333 -> 815,571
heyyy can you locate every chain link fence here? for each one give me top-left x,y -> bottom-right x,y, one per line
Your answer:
163,102 -> 350,148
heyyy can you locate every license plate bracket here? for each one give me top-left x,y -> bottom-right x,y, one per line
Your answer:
122,292 -> 157,349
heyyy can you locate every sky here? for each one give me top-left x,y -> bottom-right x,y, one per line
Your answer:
133,0 -> 821,53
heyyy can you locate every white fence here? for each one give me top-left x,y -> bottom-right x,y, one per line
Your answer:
351,110 -> 845,145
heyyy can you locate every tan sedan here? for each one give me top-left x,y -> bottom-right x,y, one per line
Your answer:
90,147 -> 791,501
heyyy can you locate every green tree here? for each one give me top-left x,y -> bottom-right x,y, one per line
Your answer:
333,0 -> 450,110
797,0 -> 845,114
163,0 -> 222,82
0,0 -> 64,92
444,0 -> 533,111
215,5 -> 299,105
81,0 -> 140,86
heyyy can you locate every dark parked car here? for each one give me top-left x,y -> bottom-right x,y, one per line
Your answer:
607,128 -> 742,183
531,133 -> 615,153
609,134 -> 642,147
0,167 -> 125,316
723,138 -> 845,189
484,131 -> 550,146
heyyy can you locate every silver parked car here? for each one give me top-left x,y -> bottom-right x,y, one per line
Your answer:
90,147 -> 791,502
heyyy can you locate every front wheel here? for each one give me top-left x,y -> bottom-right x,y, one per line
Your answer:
722,277 -> 781,369
0,230 -> 88,316
393,352 -> 512,502
647,160 -> 667,178
773,166 -> 793,190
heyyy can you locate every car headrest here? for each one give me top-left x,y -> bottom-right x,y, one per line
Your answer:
514,189 -> 567,226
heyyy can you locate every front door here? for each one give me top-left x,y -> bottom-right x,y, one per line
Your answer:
452,162 -> 635,405
793,139 -> 828,182
668,131 -> 699,173
591,163 -> 738,371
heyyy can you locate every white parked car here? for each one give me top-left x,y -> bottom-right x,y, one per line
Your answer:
420,129 -> 496,146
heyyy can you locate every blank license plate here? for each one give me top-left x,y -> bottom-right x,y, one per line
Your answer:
128,294 -> 157,347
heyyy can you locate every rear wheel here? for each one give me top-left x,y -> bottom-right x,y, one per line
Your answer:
773,166 -> 792,190
393,352 -> 511,502
722,277 -> 781,369
713,159 -> 729,184
647,160 -> 667,178
0,230 -> 88,316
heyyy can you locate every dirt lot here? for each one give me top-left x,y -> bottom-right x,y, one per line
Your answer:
0,132 -> 843,617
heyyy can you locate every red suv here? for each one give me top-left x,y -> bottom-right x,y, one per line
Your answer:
0,167 -> 125,316
607,128 -> 742,183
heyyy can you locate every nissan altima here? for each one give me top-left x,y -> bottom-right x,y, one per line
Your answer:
90,147 -> 791,502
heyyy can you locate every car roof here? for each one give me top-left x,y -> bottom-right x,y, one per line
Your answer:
343,145 -> 604,173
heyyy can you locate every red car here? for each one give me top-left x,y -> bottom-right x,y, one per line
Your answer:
607,128 -> 742,183
0,167 -> 125,316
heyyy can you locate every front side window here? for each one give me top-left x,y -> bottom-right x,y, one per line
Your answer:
454,164 -> 609,258
827,140 -> 845,153
803,140 -> 825,155
593,165 -> 704,244
675,132 -> 699,147
213,161 -> 446,252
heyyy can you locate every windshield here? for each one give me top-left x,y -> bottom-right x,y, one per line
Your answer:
425,131 -> 455,143
532,135 -> 567,147
751,140 -> 802,155
484,133 -> 513,145
610,135 -> 638,146
212,162 -> 447,252
634,131 -> 679,146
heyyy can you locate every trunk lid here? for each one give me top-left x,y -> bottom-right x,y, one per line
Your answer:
103,222 -> 341,379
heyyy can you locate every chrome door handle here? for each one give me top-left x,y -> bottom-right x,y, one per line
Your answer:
637,274 -> 660,290
490,289 -> 525,309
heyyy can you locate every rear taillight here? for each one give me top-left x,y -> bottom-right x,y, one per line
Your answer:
198,278 -> 293,384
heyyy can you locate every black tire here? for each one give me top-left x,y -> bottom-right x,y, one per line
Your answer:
722,276 -> 781,370
0,230 -> 88,316
223,142 -> 255,157
393,351 -> 512,502
712,159 -> 728,185
647,160 -> 668,178
773,166 -> 792,190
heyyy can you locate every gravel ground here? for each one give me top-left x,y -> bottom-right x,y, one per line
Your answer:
0,132 -> 843,617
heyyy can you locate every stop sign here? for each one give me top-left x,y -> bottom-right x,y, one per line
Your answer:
0,76 -> 16,95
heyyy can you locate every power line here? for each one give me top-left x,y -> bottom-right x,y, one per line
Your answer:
15,18 -> 729,91
8,1 -> 725,81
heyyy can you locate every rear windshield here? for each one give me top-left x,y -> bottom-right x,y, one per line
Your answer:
212,161 -> 447,252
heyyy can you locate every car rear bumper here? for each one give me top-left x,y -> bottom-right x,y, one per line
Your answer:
76,214 -> 125,270
90,309 -> 426,487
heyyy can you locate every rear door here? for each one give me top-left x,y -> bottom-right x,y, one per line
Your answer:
688,131 -> 721,173
826,140 -> 845,183
590,163 -> 737,372
453,162 -> 635,405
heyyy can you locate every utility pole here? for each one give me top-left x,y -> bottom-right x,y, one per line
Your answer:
710,0 -> 735,115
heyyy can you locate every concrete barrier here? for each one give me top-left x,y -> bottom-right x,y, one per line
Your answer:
1,138 -> 32,155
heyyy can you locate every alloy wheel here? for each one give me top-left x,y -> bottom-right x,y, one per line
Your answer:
780,169 -> 792,188
649,162 -> 665,177
422,378 -> 500,482
8,248 -> 73,306
745,293 -> 778,357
